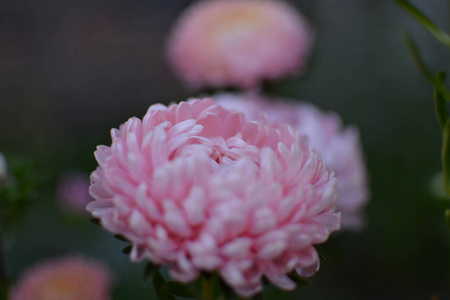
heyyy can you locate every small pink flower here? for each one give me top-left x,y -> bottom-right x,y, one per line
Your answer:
10,256 -> 114,300
87,98 -> 340,296
216,94 -> 370,231
167,0 -> 313,89
56,171 -> 93,214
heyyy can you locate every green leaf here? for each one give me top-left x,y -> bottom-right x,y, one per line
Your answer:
435,72 -> 448,132
219,278 -> 238,300
114,234 -> 129,242
319,254 -> 326,263
442,119 -> 450,197
143,262 -> 160,285
89,218 -> 101,226
152,269 -> 175,300
394,0 -> 450,47
122,245 -> 132,255
287,272 -> 312,288
404,33 -> 436,82
161,281 -> 198,298
404,33 -> 450,101
445,209 -> 450,229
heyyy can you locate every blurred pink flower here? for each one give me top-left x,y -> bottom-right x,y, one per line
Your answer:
87,98 -> 340,296
10,256 -> 113,300
216,94 -> 370,231
0,152 -> 7,184
56,171 -> 93,214
167,0 -> 312,89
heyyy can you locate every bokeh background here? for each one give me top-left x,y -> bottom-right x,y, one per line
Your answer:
1,0 -> 450,299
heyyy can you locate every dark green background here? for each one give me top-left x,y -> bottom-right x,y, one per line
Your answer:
1,0 -> 449,299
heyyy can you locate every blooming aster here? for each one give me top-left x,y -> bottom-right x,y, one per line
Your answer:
167,0 -> 312,89
10,256 -> 113,300
215,94 -> 370,230
87,98 -> 340,296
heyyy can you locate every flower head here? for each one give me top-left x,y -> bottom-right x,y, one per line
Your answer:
10,256 -> 114,300
216,94 -> 370,231
167,0 -> 312,89
56,171 -> 93,214
87,98 -> 339,296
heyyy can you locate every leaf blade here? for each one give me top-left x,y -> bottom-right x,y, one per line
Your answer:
89,218 -> 101,226
143,262 -> 160,285
219,277 -> 238,300
152,269 -> 176,300
287,272 -> 312,288
114,234 -> 130,242
161,281 -> 198,298
122,245 -> 132,255
395,0 -> 450,47
404,33 -> 450,101
435,72 -> 448,132
442,119 -> 450,197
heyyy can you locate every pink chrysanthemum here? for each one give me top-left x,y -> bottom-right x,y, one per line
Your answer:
56,171 -> 93,214
87,98 -> 340,297
216,94 -> 370,231
167,0 -> 312,89
10,256 -> 114,300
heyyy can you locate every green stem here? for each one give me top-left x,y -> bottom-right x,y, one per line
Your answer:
448,0 -> 450,32
202,274 -> 215,300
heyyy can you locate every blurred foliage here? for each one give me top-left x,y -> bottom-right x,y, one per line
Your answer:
395,0 -> 450,223
0,155 -> 41,236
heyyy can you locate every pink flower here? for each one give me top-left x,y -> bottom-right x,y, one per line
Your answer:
216,94 -> 370,231
87,98 -> 339,296
167,0 -> 313,89
10,256 -> 114,300
56,171 -> 93,214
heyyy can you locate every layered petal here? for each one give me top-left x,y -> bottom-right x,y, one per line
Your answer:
87,98 -> 340,296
